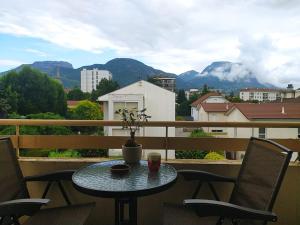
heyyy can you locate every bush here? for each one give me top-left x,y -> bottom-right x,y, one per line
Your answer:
48,150 -> 81,158
190,129 -> 212,137
175,150 -> 207,159
78,149 -> 108,157
204,152 -> 225,160
175,129 -> 212,159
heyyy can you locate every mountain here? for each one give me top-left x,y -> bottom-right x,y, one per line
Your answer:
177,70 -> 199,82
79,58 -> 177,87
1,58 -> 177,88
178,61 -> 273,91
1,59 -> 274,91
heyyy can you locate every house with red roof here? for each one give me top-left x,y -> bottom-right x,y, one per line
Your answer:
191,92 -> 229,121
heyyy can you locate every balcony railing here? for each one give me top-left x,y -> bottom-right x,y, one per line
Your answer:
1,119 -> 299,225
1,119 -> 300,160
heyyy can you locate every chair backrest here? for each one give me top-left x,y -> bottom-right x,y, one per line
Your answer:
0,137 -> 29,202
229,137 -> 292,224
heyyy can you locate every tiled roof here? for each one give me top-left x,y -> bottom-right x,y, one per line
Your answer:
200,103 -> 234,112
229,103 -> 300,119
191,92 -> 222,107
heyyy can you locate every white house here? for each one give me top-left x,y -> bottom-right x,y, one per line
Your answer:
81,69 -> 112,93
194,101 -> 300,160
191,92 -> 229,121
98,80 -> 176,159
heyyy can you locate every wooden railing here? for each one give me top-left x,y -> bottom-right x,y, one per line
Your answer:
1,119 -> 300,159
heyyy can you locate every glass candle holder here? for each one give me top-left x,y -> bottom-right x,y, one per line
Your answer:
147,152 -> 161,172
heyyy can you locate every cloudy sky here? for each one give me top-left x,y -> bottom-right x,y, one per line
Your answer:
1,0 -> 300,87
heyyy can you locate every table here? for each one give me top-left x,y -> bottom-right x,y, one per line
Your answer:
72,160 -> 177,225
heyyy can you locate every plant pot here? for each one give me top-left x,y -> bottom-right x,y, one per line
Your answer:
122,144 -> 142,164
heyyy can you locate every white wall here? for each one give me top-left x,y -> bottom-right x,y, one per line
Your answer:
99,81 -> 176,159
204,96 -> 228,103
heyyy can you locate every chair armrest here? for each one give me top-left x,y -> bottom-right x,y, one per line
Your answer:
24,170 -> 75,182
183,199 -> 277,222
179,170 -> 236,183
0,198 -> 50,217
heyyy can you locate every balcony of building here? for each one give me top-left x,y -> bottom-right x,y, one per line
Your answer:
0,119 -> 300,225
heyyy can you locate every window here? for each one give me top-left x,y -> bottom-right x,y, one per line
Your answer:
298,128 -> 300,138
258,128 -> 266,138
113,102 -> 138,120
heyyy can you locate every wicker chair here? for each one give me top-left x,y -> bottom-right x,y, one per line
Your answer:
164,137 -> 292,225
0,137 -> 95,225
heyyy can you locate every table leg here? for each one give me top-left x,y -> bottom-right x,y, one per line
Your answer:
115,199 -> 120,225
115,197 -> 138,225
128,197 -> 138,225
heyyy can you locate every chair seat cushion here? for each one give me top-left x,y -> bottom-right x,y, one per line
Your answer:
23,203 -> 95,225
163,203 -> 232,225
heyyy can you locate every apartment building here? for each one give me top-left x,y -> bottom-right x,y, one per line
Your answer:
240,84 -> 300,102
153,77 -> 176,92
239,88 -> 281,102
81,68 -> 112,93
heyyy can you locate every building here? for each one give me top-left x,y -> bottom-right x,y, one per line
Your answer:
194,101 -> 300,159
239,88 -> 281,102
240,84 -> 300,102
98,80 -> 176,159
190,92 -> 229,121
185,88 -> 200,100
81,69 -> 112,93
153,77 -> 176,92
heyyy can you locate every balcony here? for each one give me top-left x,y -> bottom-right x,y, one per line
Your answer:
1,119 -> 300,225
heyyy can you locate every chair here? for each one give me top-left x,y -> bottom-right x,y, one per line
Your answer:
0,137 -> 95,225
164,137 -> 292,225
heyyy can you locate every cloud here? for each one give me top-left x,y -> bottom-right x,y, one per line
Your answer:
0,0 -> 300,87
0,59 -> 25,67
24,48 -> 48,57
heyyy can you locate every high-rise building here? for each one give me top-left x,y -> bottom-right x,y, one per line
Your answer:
153,77 -> 176,92
81,69 -> 112,93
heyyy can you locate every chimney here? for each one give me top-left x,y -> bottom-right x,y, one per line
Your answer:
281,106 -> 286,114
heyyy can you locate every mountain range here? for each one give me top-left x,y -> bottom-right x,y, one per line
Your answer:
0,58 -> 273,91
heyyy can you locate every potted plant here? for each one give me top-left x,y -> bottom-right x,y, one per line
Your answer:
116,108 -> 151,164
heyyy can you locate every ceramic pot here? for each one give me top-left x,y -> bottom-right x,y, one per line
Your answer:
122,144 -> 142,164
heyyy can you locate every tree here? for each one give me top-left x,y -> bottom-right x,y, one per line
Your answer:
0,82 -> 17,118
68,100 -> 103,134
0,112 -> 72,135
91,78 -> 119,101
67,87 -> 90,100
200,84 -> 209,96
0,67 -> 67,115
176,101 -> 190,116
176,89 -> 187,104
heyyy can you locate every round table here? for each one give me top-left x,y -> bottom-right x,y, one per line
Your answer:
72,160 -> 177,225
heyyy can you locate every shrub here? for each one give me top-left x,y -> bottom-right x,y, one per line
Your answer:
48,150 -> 81,158
204,152 -> 225,160
175,150 -> 207,159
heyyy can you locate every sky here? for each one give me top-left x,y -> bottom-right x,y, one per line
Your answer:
1,0 -> 300,87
